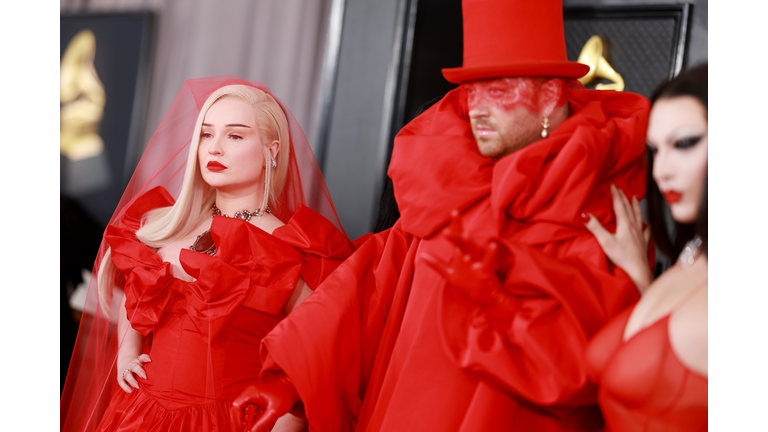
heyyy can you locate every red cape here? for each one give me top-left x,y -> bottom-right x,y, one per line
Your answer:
261,87 -> 650,431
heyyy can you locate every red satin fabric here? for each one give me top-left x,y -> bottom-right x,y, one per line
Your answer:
94,187 -> 354,431
586,306 -> 708,431
260,87 -> 650,431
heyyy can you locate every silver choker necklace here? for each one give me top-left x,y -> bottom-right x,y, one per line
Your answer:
679,235 -> 703,267
212,203 -> 271,222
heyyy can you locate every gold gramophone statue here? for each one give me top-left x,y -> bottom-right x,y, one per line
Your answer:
577,35 -> 624,91
60,29 -> 106,161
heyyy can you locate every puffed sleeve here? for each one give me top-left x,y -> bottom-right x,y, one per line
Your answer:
272,204 -> 357,289
437,234 -> 640,408
104,187 -> 186,335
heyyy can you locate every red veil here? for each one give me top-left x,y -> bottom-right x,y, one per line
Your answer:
60,76 -> 345,431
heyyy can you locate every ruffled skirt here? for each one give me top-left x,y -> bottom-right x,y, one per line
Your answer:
97,387 -> 234,432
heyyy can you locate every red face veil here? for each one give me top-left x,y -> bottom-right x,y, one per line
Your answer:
60,76 -> 346,431
464,77 -> 573,114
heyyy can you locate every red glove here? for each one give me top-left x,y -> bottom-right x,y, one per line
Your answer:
230,373 -> 300,432
421,210 -> 516,329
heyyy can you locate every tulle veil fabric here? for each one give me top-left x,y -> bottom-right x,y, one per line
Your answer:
60,75 -> 345,431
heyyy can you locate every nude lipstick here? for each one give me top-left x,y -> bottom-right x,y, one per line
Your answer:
662,190 -> 682,204
475,125 -> 495,138
206,161 -> 227,172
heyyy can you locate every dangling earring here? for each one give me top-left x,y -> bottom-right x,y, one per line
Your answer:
541,117 -> 550,138
271,157 -> 277,168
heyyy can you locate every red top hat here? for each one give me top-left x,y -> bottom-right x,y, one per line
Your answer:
442,0 -> 589,83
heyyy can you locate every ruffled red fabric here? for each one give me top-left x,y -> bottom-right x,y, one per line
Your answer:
260,87 -> 649,431
105,187 -> 306,343
272,205 -> 357,289
96,187 -> 354,431
586,306 -> 708,431
95,390 -> 233,432
391,87 -> 648,240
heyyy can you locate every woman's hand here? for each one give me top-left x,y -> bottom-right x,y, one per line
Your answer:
116,354 -> 151,393
583,184 -> 653,293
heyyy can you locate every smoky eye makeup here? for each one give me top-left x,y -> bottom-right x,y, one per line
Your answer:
673,135 -> 703,150
646,143 -> 658,156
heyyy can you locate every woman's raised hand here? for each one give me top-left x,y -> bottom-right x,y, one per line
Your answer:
583,184 -> 653,293
116,354 -> 151,393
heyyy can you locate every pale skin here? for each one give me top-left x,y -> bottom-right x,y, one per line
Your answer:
583,95 -> 708,376
115,98 -> 311,431
583,185 -> 653,293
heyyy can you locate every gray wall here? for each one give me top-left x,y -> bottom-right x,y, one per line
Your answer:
321,0 -> 403,239
323,0 -> 708,240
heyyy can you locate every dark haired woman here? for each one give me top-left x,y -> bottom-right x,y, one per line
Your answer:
583,63 -> 708,431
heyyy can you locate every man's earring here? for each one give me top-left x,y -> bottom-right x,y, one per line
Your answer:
541,117 -> 550,138
271,157 -> 277,168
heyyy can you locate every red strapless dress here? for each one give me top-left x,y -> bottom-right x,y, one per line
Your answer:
95,187 -> 354,431
586,305 -> 708,431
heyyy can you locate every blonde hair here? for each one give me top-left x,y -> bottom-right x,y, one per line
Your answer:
97,85 -> 292,315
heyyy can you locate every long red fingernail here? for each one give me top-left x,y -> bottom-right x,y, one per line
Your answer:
581,213 -> 590,223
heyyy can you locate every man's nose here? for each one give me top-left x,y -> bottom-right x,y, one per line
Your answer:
468,101 -> 490,118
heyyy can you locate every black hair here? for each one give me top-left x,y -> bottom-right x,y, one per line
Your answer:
696,173 -> 707,256
646,63 -> 708,258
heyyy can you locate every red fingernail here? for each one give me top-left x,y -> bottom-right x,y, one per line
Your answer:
581,213 -> 590,223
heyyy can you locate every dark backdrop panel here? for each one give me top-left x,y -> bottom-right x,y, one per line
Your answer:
563,5 -> 692,98
60,12 -> 154,394
60,12 -> 154,226
401,0 -> 463,126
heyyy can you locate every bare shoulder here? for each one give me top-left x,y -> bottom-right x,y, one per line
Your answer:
668,281 -> 708,377
250,213 -> 285,234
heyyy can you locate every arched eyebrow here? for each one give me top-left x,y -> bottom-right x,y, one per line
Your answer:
665,126 -> 705,143
201,123 -> 252,128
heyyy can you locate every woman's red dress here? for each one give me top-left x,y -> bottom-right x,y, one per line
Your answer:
95,187 -> 355,431
586,305 -> 708,431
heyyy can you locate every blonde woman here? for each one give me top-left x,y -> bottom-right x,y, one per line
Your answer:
61,77 -> 354,432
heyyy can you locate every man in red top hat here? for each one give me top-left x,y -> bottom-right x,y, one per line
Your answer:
232,0 -> 650,430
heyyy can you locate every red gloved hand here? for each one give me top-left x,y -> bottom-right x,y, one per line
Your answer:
421,210 -> 516,328
231,374 -> 300,432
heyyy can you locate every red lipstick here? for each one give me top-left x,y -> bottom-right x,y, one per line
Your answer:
206,161 -> 227,172
662,190 -> 682,204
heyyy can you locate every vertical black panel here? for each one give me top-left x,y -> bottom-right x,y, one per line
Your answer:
60,13 -> 154,225
400,0 -> 463,126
